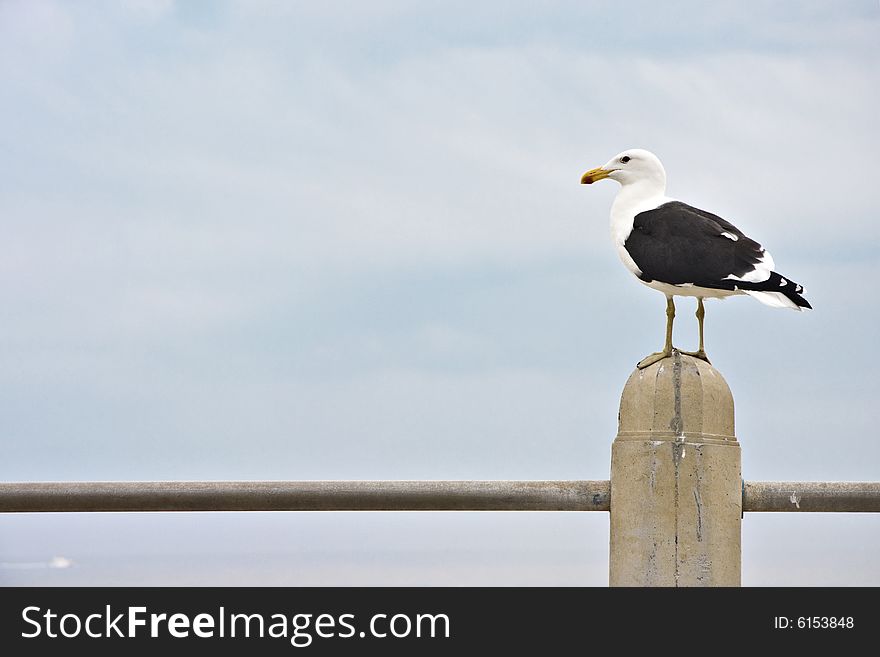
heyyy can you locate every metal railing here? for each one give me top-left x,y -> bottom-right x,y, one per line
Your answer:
742,481 -> 880,513
1,479 -> 878,513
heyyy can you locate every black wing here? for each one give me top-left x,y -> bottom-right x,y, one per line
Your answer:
625,201 -> 765,289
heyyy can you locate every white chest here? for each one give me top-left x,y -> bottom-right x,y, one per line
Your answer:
609,189 -> 672,277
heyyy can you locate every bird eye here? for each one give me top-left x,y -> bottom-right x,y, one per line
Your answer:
620,156 -> 631,163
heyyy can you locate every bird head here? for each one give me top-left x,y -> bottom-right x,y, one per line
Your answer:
580,149 -> 666,189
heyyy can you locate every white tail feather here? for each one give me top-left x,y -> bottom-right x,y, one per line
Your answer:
743,290 -> 804,311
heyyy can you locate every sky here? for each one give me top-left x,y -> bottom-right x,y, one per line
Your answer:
1,0 -> 878,585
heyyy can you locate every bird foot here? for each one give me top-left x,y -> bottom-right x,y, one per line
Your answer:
680,349 -> 711,364
636,349 -> 673,369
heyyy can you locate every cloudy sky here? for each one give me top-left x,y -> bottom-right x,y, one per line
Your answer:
1,0 -> 878,585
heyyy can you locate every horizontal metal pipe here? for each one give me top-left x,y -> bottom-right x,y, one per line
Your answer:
743,481 -> 880,513
0,480 -> 611,513
2,480 -> 878,513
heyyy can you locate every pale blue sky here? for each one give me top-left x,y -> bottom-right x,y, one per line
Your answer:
1,0 -> 878,585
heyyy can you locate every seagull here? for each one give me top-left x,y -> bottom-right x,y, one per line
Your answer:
581,149 -> 811,369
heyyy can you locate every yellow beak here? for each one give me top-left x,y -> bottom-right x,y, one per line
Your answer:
580,167 -> 611,184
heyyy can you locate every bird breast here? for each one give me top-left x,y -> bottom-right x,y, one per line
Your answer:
610,191 -> 672,278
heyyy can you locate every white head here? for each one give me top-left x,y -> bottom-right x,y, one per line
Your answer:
581,148 -> 666,193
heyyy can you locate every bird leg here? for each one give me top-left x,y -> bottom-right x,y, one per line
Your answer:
637,296 -> 675,369
681,297 -> 711,363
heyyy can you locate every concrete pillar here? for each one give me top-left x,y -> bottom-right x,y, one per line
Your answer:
609,351 -> 741,586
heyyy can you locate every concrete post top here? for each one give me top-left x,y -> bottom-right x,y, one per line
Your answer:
616,350 -> 737,445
